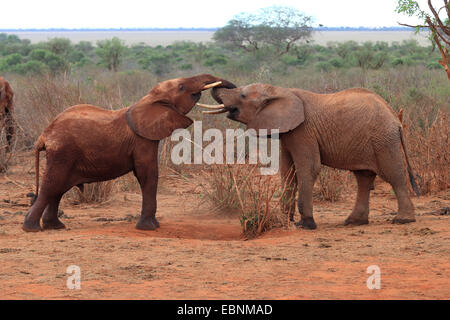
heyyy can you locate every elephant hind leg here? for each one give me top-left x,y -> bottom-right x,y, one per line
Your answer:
345,170 -> 376,226
23,157 -> 73,232
376,145 -> 415,224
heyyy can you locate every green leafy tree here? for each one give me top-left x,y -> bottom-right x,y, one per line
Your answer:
396,0 -> 450,79
45,38 -> 73,58
96,37 -> 126,72
29,49 -> 67,74
74,41 -> 95,56
214,6 -> 313,56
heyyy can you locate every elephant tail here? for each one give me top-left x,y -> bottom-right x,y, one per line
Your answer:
30,136 -> 46,205
399,127 -> 420,197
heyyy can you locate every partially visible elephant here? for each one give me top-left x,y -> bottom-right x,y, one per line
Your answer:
201,83 -> 420,229
0,77 -> 15,152
23,74 -> 236,232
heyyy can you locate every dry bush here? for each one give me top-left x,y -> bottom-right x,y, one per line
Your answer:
64,181 -> 116,205
315,166 -> 351,202
202,164 -> 286,238
407,109 -> 449,194
117,172 -> 141,193
0,128 -> 15,173
13,75 -> 84,146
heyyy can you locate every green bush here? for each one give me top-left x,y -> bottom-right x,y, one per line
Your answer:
4,53 -> 23,65
180,63 -> 193,70
29,49 -> 67,73
329,58 -> 344,68
392,57 -> 404,66
204,55 -> 227,66
11,60 -> 47,75
315,61 -> 332,72
426,61 -> 442,69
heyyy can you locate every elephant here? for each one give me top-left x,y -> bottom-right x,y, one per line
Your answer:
200,83 -> 420,229
22,74 -> 236,232
0,77 -> 15,152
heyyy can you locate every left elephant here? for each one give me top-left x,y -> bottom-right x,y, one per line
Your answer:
23,74 -> 236,232
0,77 -> 15,152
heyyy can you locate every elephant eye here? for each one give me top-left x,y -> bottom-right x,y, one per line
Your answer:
179,84 -> 184,91
240,93 -> 246,99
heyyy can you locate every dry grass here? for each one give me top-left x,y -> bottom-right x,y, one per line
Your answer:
407,109 -> 449,194
201,164 -> 286,238
315,167 -> 351,202
64,181 -> 116,205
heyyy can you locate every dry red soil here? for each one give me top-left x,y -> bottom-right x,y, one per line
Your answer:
0,152 -> 449,299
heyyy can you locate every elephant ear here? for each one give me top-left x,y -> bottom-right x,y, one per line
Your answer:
126,100 -> 193,141
247,90 -> 304,135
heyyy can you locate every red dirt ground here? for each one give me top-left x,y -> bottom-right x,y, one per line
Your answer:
0,152 -> 449,299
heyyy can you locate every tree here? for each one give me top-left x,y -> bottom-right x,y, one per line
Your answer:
45,38 -> 73,58
213,6 -> 313,56
396,0 -> 450,79
95,37 -> 126,72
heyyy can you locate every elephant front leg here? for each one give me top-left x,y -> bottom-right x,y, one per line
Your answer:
280,150 -> 297,222
134,162 -> 160,231
295,173 -> 318,230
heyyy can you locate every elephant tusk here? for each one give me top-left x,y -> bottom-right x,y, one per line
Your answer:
202,108 -> 228,114
197,103 -> 225,109
202,81 -> 222,90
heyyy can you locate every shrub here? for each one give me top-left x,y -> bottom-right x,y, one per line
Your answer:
202,164 -> 286,238
204,55 -> 227,67
329,58 -> 344,68
315,166 -> 350,202
315,61 -> 333,72
180,63 -> 193,70
407,109 -> 449,194
10,60 -> 47,75
64,181 -> 116,204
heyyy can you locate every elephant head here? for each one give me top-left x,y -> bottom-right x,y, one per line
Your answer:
126,74 -> 236,140
200,83 -> 304,135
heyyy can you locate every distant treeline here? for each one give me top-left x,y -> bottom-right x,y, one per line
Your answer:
0,27 -> 412,32
0,32 -> 441,77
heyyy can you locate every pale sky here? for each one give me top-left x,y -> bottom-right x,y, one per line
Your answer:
0,0 -> 436,29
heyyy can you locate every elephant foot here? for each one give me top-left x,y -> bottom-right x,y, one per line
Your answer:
344,217 -> 369,226
295,217 -> 317,230
22,218 -> 42,232
392,216 -> 416,224
136,216 -> 160,231
42,218 -> 66,230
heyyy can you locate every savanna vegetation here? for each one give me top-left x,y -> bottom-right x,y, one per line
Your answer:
0,6 -> 448,237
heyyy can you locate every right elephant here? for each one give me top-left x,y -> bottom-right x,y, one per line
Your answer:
200,83 -> 420,229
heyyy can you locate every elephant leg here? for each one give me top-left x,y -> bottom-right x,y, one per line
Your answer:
23,192 -> 48,232
390,177 -> 416,224
23,157 -> 72,232
5,112 -> 14,152
376,146 -> 415,224
280,150 -> 297,222
345,170 -> 376,225
42,193 -> 65,230
134,159 -> 159,231
294,167 -> 320,230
